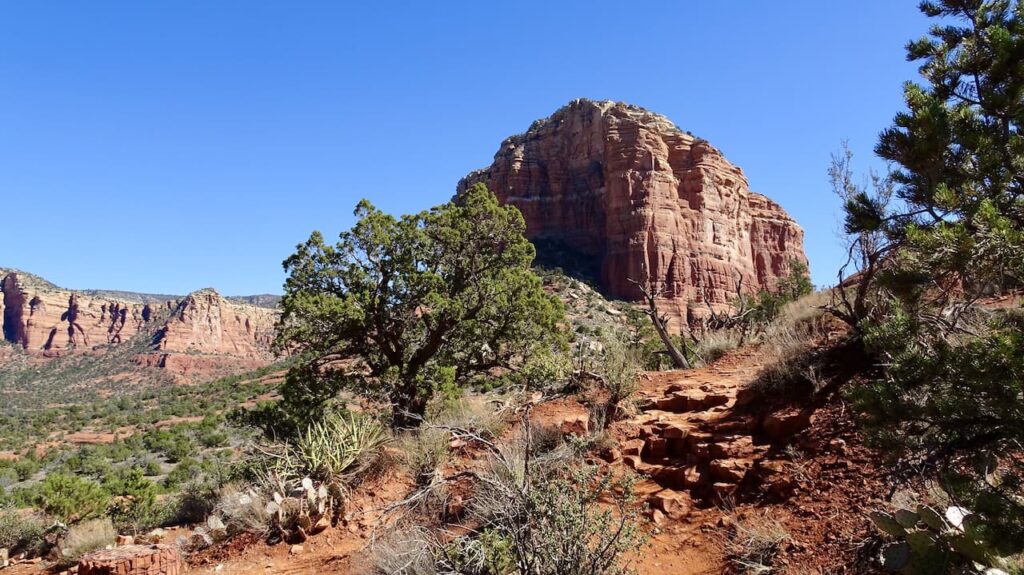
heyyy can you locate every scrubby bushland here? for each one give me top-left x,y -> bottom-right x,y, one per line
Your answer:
373,424 -> 645,575
0,507 -> 45,555
832,0 -> 1024,568
274,183 -> 568,429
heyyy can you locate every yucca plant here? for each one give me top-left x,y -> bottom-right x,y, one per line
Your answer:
296,411 -> 389,482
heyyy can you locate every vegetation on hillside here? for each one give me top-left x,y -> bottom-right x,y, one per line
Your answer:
831,0 -> 1024,570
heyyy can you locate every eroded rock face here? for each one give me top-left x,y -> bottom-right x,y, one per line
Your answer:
0,271 -> 279,380
458,99 -> 807,322
152,288 -> 276,358
1,272 -> 154,351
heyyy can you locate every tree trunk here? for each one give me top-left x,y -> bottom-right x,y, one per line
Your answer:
652,316 -> 691,369
391,390 -> 428,428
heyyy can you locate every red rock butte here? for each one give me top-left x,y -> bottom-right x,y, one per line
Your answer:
458,99 -> 807,323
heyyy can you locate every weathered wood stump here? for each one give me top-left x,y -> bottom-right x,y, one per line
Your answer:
78,544 -> 183,575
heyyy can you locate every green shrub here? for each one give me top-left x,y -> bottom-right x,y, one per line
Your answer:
143,460 -> 162,477
107,468 -> 164,534
593,338 -> 641,424
0,507 -> 45,554
36,473 -> 110,524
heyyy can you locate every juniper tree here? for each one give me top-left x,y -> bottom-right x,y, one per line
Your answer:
275,184 -> 567,429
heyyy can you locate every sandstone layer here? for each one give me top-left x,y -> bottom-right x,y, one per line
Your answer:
0,269 -> 279,380
1,272 -> 156,352
459,99 -> 807,322
153,288 -> 276,357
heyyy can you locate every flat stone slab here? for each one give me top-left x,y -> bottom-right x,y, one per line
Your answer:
79,544 -> 183,575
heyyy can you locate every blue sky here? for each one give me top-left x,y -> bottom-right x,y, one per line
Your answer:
0,1 -> 928,295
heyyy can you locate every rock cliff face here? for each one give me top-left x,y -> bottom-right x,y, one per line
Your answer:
1,272 -> 155,353
0,270 -> 279,380
153,289 -> 276,358
458,99 -> 807,322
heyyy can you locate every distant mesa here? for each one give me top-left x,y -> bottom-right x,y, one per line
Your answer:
0,268 -> 279,381
459,99 -> 807,323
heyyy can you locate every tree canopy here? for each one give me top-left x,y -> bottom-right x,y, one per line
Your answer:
839,0 -> 1024,557
275,184 -> 566,428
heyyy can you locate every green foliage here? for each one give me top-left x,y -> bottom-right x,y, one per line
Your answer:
593,337 -> 641,424
870,502 -> 1024,573
294,411 -> 389,482
0,507 -> 45,554
36,473 -> 111,524
839,1 -> 1024,565
106,467 -> 165,534
849,309 -> 1024,551
275,183 -> 567,428
776,259 -> 814,302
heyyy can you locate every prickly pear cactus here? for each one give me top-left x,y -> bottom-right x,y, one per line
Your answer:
870,504 -> 1011,574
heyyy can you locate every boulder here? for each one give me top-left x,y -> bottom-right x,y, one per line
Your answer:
78,544 -> 183,575
762,409 -> 814,440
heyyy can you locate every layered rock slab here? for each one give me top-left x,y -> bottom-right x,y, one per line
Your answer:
459,99 -> 807,321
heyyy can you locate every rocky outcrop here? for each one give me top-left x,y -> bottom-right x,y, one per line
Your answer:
0,270 -> 280,381
459,99 -> 807,322
152,288 -> 276,358
1,272 -> 154,351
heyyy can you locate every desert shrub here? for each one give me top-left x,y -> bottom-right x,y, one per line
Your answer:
168,475 -> 224,525
143,459 -> 162,477
467,453 -> 642,574
723,513 -> 790,574
740,292 -> 831,403
396,397 -> 511,487
14,457 -> 39,481
248,410 -> 389,487
214,486 -> 271,537
374,426 -> 643,575
106,468 -> 166,534
426,396 -> 510,440
36,473 -> 110,524
56,517 -> 116,567
692,329 -> 745,366
294,411 -> 389,482
0,507 -> 45,554
868,497 -> 1024,573
593,337 -> 641,424
850,310 -> 1024,553
396,427 -> 451,487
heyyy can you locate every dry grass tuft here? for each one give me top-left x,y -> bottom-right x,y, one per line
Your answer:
58,517 -> 116,566
744,291 -> 834,402
724,513 -> 790,574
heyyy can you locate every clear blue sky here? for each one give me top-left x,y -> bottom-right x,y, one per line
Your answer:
0,1 -> 928,295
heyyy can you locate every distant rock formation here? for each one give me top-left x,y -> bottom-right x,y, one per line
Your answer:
459,99 -> 807,322
153,288 -> 275,357
1,272 -> 154,352
0,270 -> 279,379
